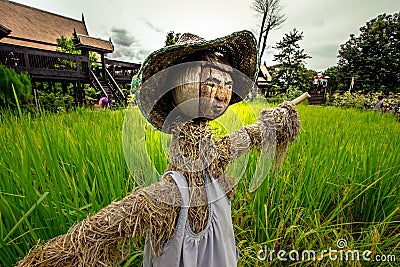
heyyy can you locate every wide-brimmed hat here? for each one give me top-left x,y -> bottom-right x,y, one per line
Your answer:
136,30 -> 258,133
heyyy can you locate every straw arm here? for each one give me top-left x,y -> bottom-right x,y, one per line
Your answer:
216,96 -> 306,162
215,127 -> 252,163
215,101 -> 300,168
214,123 -> 262,166
16,182 -> 180,266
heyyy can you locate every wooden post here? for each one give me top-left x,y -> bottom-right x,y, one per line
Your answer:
82,81 -> 86,105
77,79 -> 82,105
73,82 -> 77,106
33,81 -> 39,111
101,53 -> 105,78
76,58 -> 80,76
62,81 -> 68,94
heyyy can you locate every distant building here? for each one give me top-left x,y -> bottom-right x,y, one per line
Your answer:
257,62 -> 273,97
0,0 -> 139,104
0,0 -> 90,50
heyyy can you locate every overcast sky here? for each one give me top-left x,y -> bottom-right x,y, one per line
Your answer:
10,0 -> 399,71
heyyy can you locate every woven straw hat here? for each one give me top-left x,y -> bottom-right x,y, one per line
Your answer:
137,30 -> 258,133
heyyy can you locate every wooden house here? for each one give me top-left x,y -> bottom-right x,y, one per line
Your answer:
257,62 -> 273,97
0,0 -> 140,105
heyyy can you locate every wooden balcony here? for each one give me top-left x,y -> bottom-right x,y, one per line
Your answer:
0,43 -> 90,81
1,43 -> 141,85
104,58 -> 140,84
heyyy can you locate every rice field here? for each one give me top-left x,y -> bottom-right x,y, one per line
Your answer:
0,102 -> 399,266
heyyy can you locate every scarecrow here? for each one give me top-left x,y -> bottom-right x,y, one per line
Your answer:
17,31 -> 309,266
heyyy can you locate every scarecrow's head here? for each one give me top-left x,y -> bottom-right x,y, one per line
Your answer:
170,51 -> 234,120
136,31 -> 258,133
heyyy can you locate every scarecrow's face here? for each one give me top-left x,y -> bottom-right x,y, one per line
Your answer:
199,66 -> 233,118
172,65 -> 233,120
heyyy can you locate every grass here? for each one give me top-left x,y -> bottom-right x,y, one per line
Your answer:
0,103 -> 399,266
233,104 -> 400,266
0,108 -> 135,265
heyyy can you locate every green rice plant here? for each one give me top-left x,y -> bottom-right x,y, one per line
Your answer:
0,109 -> 138,265
0,102 -> 399,266
235,105 -> 400,266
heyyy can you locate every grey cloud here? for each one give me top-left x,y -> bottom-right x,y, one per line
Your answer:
109,45 -> 151,63
310,44 -> 340,58
110,27 -> 137,47
305,44 -> 341,70
105,27 -> 151,63
138,17 -> 164,35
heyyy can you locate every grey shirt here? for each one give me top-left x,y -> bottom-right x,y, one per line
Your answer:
143,171 -> 238,267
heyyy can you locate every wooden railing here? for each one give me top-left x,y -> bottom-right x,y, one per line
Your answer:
105,68 -> 126,103
0,43 -> 89,81
104,58 -> 140,84
89,69 -> 108,98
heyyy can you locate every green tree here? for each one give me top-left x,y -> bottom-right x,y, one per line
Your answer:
56,36 -> 99,69
337,12 -> 400,94
0,63 -> 32,108
323,66 -> 342,94
272,28 -> 311,92
164,31 -> 181,47
56,36 -> 80,55
299,67 -> 316,91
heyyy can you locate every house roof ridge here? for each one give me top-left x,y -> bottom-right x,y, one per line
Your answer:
0,0 -> 88,50
1,0 -> 83,24
76,34 -> 110,42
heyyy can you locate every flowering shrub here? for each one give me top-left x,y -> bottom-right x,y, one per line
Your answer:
329,91 -> 400,114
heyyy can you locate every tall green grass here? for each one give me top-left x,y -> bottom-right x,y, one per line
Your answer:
232,105 -> 400,266
0,109 -> 138,266
0,104 -> 399,266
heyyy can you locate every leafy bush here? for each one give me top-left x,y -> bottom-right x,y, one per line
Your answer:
285,86 -> 304,99
84,85 -> 100,105
257,86 -> 304,104
37,90 -> 74,112
328,91 -> 400,112
0,64 -> 33,108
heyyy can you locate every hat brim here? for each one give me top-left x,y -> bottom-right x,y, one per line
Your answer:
137,30 -> 258,133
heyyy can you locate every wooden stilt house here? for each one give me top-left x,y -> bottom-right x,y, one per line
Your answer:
257,62 -> 273,97
0,0 -> 140,105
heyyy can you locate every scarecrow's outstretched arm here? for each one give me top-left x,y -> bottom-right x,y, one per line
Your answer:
214,101 -> 300,197
216,101 -> 300,166
16,180 -> 180,267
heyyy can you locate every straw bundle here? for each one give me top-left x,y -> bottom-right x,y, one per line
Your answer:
16,181 -> 181,266
250,101 -> 300,163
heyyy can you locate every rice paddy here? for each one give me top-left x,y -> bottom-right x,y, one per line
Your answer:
0,102 -> 399,266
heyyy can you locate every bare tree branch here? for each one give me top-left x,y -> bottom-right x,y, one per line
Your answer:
252,0 -> 286,62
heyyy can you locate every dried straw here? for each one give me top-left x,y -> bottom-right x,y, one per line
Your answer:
16,181 -> 181,266
270,102 -> 300,162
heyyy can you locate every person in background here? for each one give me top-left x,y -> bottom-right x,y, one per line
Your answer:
373,95 -> 384,112
312,76 -> 318,93
129,75 -> 139,105
94,96 -> 110,109
5,51 -> 19,66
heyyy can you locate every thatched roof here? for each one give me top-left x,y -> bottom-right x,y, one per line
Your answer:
0,0 -> 88,50
0,23 -> 11,39
75,34 -> 114,53
259,63 -> 272,82
257,62 -> 272,88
